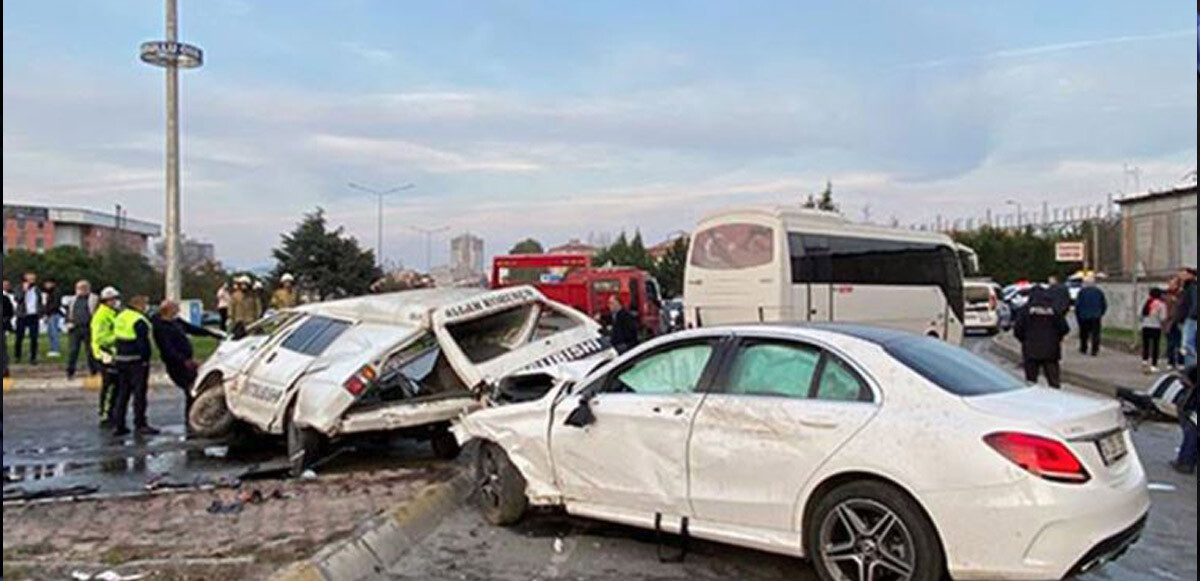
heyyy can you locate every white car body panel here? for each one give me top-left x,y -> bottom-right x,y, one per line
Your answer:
458,326 -> 1150,581
196,287 -> 608,439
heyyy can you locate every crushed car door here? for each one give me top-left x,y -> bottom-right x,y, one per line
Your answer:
688,337 -> 878,532
549,338 -> 722,519
431,287 -> 609,392
236,315 -> 354,430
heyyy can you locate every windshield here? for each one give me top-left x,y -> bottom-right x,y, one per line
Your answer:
886,336 -> 1026,396
964,286 -> 992,304
446,304 -> 540,364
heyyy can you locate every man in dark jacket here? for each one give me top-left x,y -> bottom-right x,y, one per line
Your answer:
1,279 -> 13,378
1014,286 -> 1071,388
151,300 -> 222,416
1046,275 -> 1072,316
603,295 -> 640,354
13,272 -> 43,364
1074,276 -> 1107,356
1171,366 -> 1197,475
1180,268 -> 1198,368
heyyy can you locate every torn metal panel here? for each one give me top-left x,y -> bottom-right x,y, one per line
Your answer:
340,397 -> 480,435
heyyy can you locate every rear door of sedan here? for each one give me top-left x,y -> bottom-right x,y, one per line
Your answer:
688,334 -> 879,532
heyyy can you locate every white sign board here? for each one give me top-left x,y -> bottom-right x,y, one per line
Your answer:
1056,242 -> 1086,263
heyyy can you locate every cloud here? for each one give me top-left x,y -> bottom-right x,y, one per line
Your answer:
340,41 -> 397,64
901,29 -> 1194,70
306,133 -> 543,173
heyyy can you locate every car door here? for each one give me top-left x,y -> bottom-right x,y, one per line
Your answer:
235,315 -> 354,430
550,338 -> 724,520
688,335 -> 878,532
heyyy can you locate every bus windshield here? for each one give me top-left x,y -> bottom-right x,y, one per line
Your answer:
690,223 -> 775,270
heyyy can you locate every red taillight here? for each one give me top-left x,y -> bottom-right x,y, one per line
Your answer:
984,432 -> 1090,484
989,293 -> 998,310
343,365 -> 376,397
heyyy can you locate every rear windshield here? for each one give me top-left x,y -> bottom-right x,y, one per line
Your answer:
886,337 -> 1026,396
964,286 -> 992,303
280,316 -> 353,357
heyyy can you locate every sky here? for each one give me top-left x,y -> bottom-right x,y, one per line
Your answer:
3,0 -> 1196,270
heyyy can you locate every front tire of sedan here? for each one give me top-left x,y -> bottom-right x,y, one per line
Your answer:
477,442 -> 528,526
809,481 -> 945,581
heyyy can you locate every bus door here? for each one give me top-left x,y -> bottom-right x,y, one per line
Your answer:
790,233 -> 833,322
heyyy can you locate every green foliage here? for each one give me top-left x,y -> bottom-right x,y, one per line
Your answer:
593,232 -> 654,271
509,238 -> 545,255
593,231 -> 690,299
651,237 -> 690,299
951,227 -> 1077,285
271,208 -> 382,301
3,245 -> 165,300
183,260 -> 231,309
802,180 -> 838,212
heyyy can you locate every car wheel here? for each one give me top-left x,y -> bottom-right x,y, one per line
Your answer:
809,481 -> 945,581
431,427 -> 462,460
286,402 -> 326,478
477,442 -> 528,526
188,387 -> 236,438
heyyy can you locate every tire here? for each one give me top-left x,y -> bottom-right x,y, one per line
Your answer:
188,386 -> 236,439
477,442 -> 528,526
286,401 -> 326,478
431,427 -> 462,460
808,481 -> 945,581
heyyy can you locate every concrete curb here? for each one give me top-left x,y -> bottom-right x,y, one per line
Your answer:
272,468 -> 475,581
989,337 -> 1120,396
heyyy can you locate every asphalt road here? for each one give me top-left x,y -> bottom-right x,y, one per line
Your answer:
386,336 -> 1197,581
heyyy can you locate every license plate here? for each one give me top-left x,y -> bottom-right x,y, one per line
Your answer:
1097,431 -> 1129,466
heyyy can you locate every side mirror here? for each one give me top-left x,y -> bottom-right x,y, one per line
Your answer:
564,397 -> 596,428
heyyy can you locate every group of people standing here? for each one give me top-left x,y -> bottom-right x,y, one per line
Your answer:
215,273 -> 299,336
1138,268 -> 1198,373
2,272 -> 66,370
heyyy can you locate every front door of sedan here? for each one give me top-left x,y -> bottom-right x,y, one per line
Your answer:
688,338 -> 878,532
550,339 -> 722,519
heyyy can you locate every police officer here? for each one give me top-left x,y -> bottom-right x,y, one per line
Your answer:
1014,286 -> 1070,388
111,295 -> 158,436
91,287 -> 122,427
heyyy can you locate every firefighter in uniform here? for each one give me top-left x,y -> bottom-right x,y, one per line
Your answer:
271,273 -> 300,310
111,295 -> 158,436
90,287 -> 122,427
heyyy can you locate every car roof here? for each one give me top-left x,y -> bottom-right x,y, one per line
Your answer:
664,322 -> 920,349
291,287 -> 538,327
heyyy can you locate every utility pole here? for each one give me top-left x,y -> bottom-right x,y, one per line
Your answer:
348,182 -> 414,267
140,0 -> 203,301
410,226 -> 449,273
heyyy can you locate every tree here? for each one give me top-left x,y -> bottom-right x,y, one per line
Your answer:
802,180 -> 838,212
183,261 -> 230,309
650,237 -> 689,299
951,226 -> 1075,285
272,208 -> 381,301
508,238 -> 544,255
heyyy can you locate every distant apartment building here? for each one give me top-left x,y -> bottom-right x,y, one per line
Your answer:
3,204 -> 161,255
155,236 -> 218,270
547,238 -> 598,257
451,233 -> 485,274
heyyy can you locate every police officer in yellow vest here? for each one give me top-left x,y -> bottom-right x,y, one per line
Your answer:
91,287 -> 122,428
112,295 -> 158,436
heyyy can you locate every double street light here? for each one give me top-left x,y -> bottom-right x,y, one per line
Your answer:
348,182 -> 415,268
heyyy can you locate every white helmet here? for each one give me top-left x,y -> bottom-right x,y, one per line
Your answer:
100,287 -> 121,301
281,273 -> 295,283
253,281 -> 264,290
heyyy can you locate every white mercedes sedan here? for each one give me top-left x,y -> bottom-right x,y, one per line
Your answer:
458,324 -> 1149,581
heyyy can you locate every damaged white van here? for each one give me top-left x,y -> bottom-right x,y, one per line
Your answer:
187,287 -> 611,475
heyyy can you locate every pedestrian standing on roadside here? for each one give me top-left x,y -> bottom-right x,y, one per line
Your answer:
152,300 -> 223,418
1074,275 -> 1107,356
1170,365 -> 1197,475
1181,268 -> 1198,368
216,282 -> 231,331
602,295 -> 640,355
91,287 -> 122,427
65,280 -> 100,380
112,295 -> 158,437
42,278 -> 64,358
1139,288 -> 1168,374
1014,286 -> 1070,388
1164,276 -> 1185,371
13,272 -> 43,365
1047,275 -> 1071,316
1,279 -> 13,378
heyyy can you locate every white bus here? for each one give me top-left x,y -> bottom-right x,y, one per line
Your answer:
683,205 -> 965,344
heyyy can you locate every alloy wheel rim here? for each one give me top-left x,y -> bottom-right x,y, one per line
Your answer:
819,499 -> 916,581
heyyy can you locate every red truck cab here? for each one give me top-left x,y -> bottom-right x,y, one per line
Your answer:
491,254 -> 663,338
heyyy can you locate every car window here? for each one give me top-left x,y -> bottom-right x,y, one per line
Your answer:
246,311 -> 301,338
727,342 -> 820,398
886,336 -> 1026,396
610,343 -> 713,395
533,304 -> 582,341
280,316 -> 352,356
446,304 -> 538,364
815,356 -> 870,402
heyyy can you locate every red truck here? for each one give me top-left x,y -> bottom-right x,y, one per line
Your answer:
491,254 -> 663,338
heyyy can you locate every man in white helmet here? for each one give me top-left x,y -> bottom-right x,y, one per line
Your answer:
90,286 -> 122,427
228,276 -> 262,337
271,273 -> 300,310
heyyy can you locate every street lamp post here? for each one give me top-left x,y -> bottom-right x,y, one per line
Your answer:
140,0 -> 203,302
348,182 -> 415,268
410,226 -> 450,273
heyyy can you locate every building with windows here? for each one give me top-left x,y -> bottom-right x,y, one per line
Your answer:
547,238 -> 598,257
154,236 -> 218,270
451,233 -> 484,275
3,204 -> 161,255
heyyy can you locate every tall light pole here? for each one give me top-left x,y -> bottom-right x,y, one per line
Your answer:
140,0 -> 203,301
410,225 -> 449,273
348,182 -> 414,268
1006,199 -> 1022,229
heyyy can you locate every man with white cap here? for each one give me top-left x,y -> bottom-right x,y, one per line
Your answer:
271,273 -> 300,310
90,286 -> 122,427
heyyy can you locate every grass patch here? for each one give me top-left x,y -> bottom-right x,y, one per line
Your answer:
5,334 -> 222,368
1103,327 -> 1137,344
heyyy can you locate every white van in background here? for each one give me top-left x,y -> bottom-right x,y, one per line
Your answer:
684,205 -> 965,344
963,280 -> 1003,334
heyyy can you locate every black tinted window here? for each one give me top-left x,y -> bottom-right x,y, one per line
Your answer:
886,337 -> 1026,396
281,316 -> 352,356
788,233 -> 964,321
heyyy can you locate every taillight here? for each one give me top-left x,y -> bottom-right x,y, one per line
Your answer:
989,294 -> 998,310
984,432 -> 1090,484
343,365 -> 377,397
